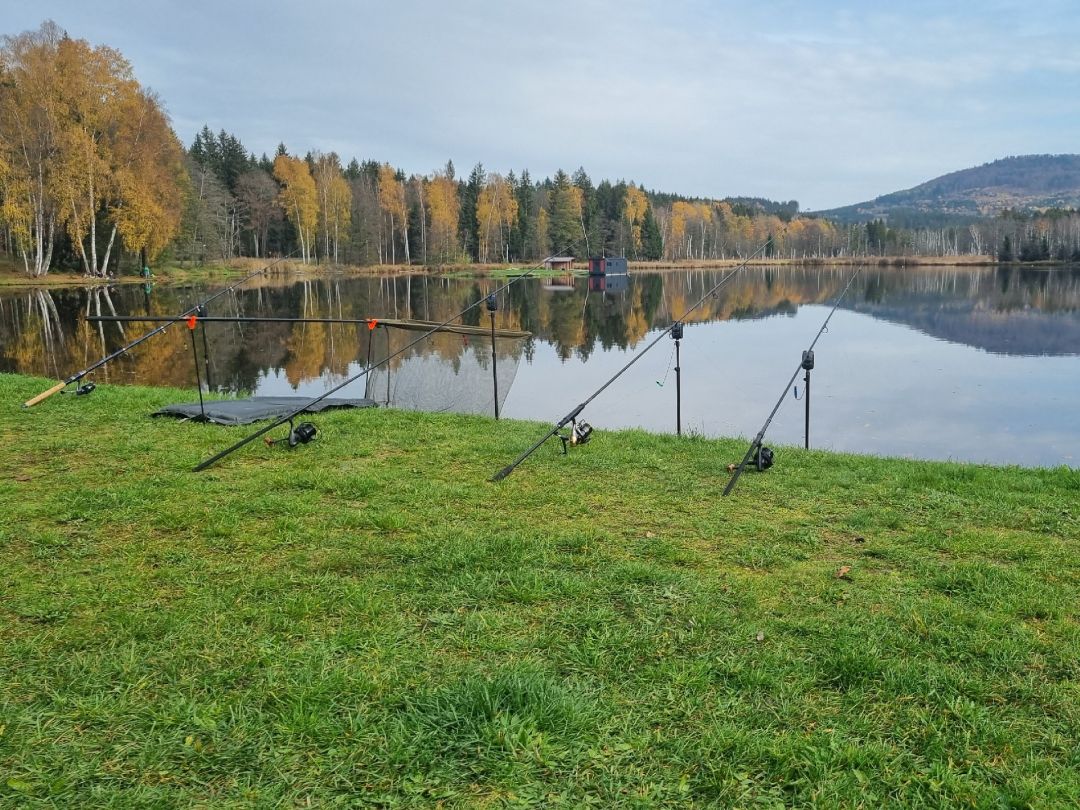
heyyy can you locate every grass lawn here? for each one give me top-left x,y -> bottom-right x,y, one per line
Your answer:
1,373 -> 1077,806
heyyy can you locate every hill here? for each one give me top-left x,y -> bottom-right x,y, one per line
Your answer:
814,154 -> 1080,225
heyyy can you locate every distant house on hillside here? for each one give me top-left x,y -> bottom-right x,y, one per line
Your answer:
545,256 -> 575,271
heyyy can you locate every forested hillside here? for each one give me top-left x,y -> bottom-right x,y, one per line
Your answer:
817,155 -> 1080,224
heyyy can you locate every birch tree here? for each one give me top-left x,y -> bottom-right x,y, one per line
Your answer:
377,163 -> 408,265
273,155 -> 317,263
0,21 -> 183,276
477,172 -> 518,263
426,170 -> 460,263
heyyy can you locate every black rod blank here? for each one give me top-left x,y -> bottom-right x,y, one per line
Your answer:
489,294 -> 500,420
722,266 -> 863,497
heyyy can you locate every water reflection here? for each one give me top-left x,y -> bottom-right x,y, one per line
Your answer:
2,266 -> 1079,466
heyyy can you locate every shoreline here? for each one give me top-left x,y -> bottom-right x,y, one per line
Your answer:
2,254 -> 1076,288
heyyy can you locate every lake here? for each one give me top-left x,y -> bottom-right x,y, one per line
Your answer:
3,264 -> 1078,468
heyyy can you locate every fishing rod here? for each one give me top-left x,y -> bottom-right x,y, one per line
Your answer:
722,265 -> 864,497
22,251 -> 298,408
85,314 -> 532,339
490,239 -> 773,482
193,247 -> 579,472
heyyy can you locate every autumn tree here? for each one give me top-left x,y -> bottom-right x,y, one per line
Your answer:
0,22 -> 63,276
273,154 -> 317,263
109,89 -> 186,266
476,172 -> 518,263
0,21 -> 184,276
426,168 -> 460,263
377,163 -> 408,265
312,152 -> 351,264
622,185 -> 648,257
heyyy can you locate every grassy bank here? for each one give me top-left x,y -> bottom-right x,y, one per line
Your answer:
1,373 -> 1077,806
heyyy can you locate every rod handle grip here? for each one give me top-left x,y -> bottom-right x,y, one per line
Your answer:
23,381 -> 66,408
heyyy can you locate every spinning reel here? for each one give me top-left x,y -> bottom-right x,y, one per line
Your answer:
264,419 -> 317,449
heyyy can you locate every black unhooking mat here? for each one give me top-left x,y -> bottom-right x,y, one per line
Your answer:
153,396 -> 377,426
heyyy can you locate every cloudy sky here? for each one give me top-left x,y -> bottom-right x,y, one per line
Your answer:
10,1 -> 1080,209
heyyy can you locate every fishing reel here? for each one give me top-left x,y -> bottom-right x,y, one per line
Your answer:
726,444 -> 774,474
62,381 -> 96,396
264,419 -> 317,449
557,419 -> 593,454
754,445 -> 774,471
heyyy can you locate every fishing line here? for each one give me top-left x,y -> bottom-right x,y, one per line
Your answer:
490,238 -> 773,482
193,246 -> 582,472
22,250 -> 300,408
656,343 -> 677,388
722,265 -> 864,497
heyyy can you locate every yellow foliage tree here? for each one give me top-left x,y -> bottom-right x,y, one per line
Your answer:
274,155 -> 318,263
0,22 -> 184,276
312,153 -> 352,264
623,185 -> 648,256
477,173 -> 518,263
670,201 -> 697,259
426,171 -> 460,263
377,163 -> 408,265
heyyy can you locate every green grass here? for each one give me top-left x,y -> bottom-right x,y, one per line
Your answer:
1,373 -> 1077,807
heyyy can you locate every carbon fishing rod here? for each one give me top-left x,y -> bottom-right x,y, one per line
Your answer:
722,265 -> 864,497
193,247 -> 578,472
490,238 -> 773,482
23,251 -> 298,408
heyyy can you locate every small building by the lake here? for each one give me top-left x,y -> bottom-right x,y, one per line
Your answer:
588,256 -> 628,276
545,256 -> 576,272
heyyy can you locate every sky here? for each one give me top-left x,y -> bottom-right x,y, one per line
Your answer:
8,0 -> 1080,209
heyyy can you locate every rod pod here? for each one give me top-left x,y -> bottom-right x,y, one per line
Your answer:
194,248 -> 581,472
671,321 -> 684,436
802,349 -> 814,448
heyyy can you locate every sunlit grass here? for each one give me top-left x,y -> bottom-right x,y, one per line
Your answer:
1,372 -> 1077,805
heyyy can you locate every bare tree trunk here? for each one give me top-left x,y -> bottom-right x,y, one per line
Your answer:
100,224 -> 118,276
389,212 -> 396,264
417,180 -> 427,263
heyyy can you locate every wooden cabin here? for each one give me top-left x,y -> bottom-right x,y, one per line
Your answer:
545,256 -> 576,272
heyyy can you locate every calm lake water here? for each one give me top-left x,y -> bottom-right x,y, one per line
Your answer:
3,265 -> 1079,468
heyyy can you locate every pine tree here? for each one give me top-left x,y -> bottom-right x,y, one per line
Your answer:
642,204 -> 663,260
459,163 -> 484,261
549,169 -> 581,254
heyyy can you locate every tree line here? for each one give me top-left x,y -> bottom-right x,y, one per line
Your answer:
3,22 -> 1077,278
